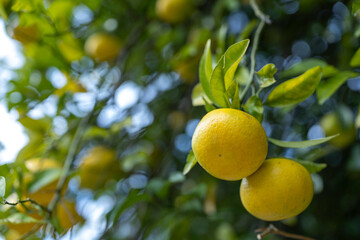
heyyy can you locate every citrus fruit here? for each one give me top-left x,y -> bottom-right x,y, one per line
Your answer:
156,0 -> 193,24
320,110 -> 356,149
57,200 -> 83,230
240,158 -> 314,221
191,108 -> 268,181
84,33 -> 122,62
79,146 -> 121,190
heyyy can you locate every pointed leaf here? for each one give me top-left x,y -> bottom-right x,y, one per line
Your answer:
199,40 -> 214,102
292,159 -> 327,174
192,83 -> 212,106
265,66 -> 322,107
350,48 -> 360,67
269,134 -> 339,148
231,83 -> 240,109
183,150 -> 197,175
210,56 -> 229,107
317,71 -> 359,105
224,39 -> 250,88
0,177 -> 5,199
1,212 -> 43,224
203,97 -> 216,112
243,95 -> 263,122
280,59 -> 327,78
256,63 -> 277,88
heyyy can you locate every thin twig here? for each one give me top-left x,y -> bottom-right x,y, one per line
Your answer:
240,0 -> 271,101
249,0 -> 271,24
48,113 -> 91,214
3,198 -> 50,214
255,224 -> 316,240
240,18 -> 265,101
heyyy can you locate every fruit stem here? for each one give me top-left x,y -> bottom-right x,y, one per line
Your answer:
240,0 -> 270,102
255,224 -> 316,240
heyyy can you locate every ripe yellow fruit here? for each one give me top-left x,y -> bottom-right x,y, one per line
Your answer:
79,146 -> 121,190
320,111 -> 356,149
57,200 -> 83,230
240,158 -> 314,221
156,0 -> 193,24
192,108 -> 268,181
5,230 -> 21,240
11,24 -> 39,44
84,33 -> 122,62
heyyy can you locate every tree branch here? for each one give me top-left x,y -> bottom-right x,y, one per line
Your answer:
3,198 -> 50,214
47,113 -> 91,214
255,224 -> 316,240
240,0 -> 270,101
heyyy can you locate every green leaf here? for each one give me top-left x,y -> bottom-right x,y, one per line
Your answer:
1,212 -> 43,224
210,56 -> 229,107
231,83 -> 240,109
256,63 -> 277,88
353,0 -> 360,17
203,97 -> 216,112
209,40 -> 249,108
239,19 -> 258,41
0,176 -> 5,199
27,169 -> 62,193
317,71 -> 359,105
183,150 -> 197,175
268,135 -> 339,148
350,48 -> 360,67
292,159 -> 327,174
225,80 -> 240,109
280,59 -> 327,78
191,83 -> 212,106
0,3 -> 7,20
110,190 -> 152,225
243,95 -> 263,122
322,65 -> 339,78
223,39 -> 250,89
199,40 -> 214,102
265,66 -> 322,107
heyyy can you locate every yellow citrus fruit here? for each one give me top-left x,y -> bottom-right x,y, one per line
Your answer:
320,111 -> 356,149
11,24 -> 39,44
240,158 -> 314,221
57,200 -> 83,230
156,0 -> 193,24
5,230 -> 22,240
79,146 -> 121,190
192,108 -> 268,181
84,33 -> 122,62
23,158 -> 64,206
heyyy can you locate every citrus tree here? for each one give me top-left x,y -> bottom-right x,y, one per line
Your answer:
0,0 -> 359,239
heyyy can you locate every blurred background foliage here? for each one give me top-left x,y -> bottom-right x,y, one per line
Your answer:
0,0 -> 359,239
